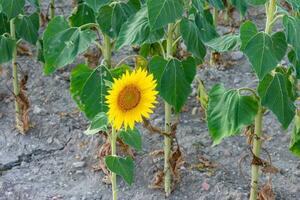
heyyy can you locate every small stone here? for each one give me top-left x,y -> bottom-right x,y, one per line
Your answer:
73,161 -> 85,169
191,107 -> 198,115
33,105 -> 42,114
47,137 -> 53,144
76,170 -> 84,174
233,77 -> 241,84
294,170 -> 300,177
231,52 -> 243,60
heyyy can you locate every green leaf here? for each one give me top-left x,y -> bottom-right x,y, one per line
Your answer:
243,32 -> 281,79
288,50 -> 300,79
247,0 -> 267,5
160,59 -> 192,112
27,0 -> 40,11
84,0 -> 110,12
286,0 -> 300,11
258,72 -> 296,129
105,156 -> 134,185
192,0 -> 205,13
37,39 -> 44,63
43,16 -> 96,74
110,64 -> 131,79
84,112 -> 108,135
69,3 -> 95,27
147,0 -> 184,30
207,84 -> 258,145
0,35 -> 16,64
70,64 -> 113,119
180,18 -> 206,61
119,128 -> 142,151
290,111 -> 300,156
115,6 -> 164,50
15,12 -> 39,45
208,0 -> 224,10
97,2 -> 135,38
240,20 -> 258,50
206,34 -> 240,52
283,16 -> 300,60
0,0 -> 24,19
0,13 -> 10,35
149,55 -> 167,90
230,0 -> 248,16
182,56 -> 196,84
195,11 -> 219,42
271,31 -> 287,61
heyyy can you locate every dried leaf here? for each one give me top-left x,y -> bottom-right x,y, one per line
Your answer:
261,164 -> 279,174
17,43 -> 32,56
149,149 -> 164,158
83,49 -> 101,68
169,145 -> 184,182
149,170 -> 164,189
258,180 -> 275,200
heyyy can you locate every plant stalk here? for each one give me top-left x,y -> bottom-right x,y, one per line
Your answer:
265,0 -> 277,34
164,23 -> 174,197
249,106 -> 263,200
110,127 -> 117,200
103,34 -> 112,67
50,0 -> 55,19
10,19 -> 22,133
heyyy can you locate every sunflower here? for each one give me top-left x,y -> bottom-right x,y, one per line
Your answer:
106,69 -> 158,130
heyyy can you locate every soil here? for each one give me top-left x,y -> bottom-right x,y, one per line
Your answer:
0,1 -> 299,200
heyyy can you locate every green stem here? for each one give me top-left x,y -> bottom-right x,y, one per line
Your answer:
111,127 -> 117,200
50,0 -> 55,19
10,19 -> 22,132
103,34 -> 112,67
164,23 -> 174,197
265,0 -> 277,34
249,106 -> 263,200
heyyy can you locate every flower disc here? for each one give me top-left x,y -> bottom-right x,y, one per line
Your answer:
106,69 -> 158,130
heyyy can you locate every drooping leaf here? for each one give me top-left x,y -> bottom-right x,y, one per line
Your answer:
149,55 -> 167,90
159,59 -> 192,112
180,18 -> 206,61
195,11 -> 219,42
84,112 -> 108,135
288,50 -> 300,79
15,12 -> 39,45
26,0 -> 40,11
290,111 -> 300,156
181,56 -> 196,84
119,128 -> 142,151
271,31 -> 287,61
240,20 -> 258,50
192,0 -> 205,13
283,16 -> 300,60
0,0 -> 25,19
105,156 -> 134,185
43,16 -> 96,74
69,3 -> 95,27
115,6 -> 164,50
230,0 -> 248,16
243,32 -> 282,79
0,35 -> 16,64
206,34 -> 240,52
208,0 -> 224,10
0,13 -> 10,35
97,2 -> 135,38
286,0 -> 300,11
247,0 -> 267,5
147,0 -> 184,30
84,0 -> 110,12
70,64 -> 113,120
207,84 -> 258,145
110,64 -> 131,79
258,72 -> 296,129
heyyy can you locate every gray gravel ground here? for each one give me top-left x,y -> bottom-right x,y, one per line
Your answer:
0,1 -> 299,200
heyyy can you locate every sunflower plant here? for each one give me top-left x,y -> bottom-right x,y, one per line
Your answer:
0,0 -> 41,133
206,0 -> 300,199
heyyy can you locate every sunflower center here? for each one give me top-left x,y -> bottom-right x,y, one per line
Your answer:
118,85 -> 141,111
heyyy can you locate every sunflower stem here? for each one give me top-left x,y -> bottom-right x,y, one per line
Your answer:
164,23 -> 174,197
110,127 -> 118,200
249,105 -> 263,200
103,34 -> 112,67
50,0 -> 55,19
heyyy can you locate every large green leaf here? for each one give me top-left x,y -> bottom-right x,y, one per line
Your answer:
0,35 -> 16,64
258,72 -> 296,129
0,13 -> 9,35
69,3 -> 95,27
84,0 -> 110,12
195,11 -> 219,42
15,12 -> 39,45
283,16 -> 300,60
159,59 -> 192,112
0,0 -> 24,19
240,20 -> 258,50
290,111 -> 300,156
288,50 -> 300,79
43,16 -> 96,74
180,18 -> 206,61
247,0 -> 267,5
70,64 -> 113,120
206,34 -> 240,52
207,84 -> 258,145
208,0 -> 224,10
149,55 -> 167,90
119,128 -> 142,151
243,32 -> 286,79
115,6 -> 164,50
97,2 -> 135,38
230,0 -> 248,16
271,31 -> 287,61
286,0 -> 300,11
84,112 -> 108,135
182,56 -> 196,84
147,0 -> 184,30
105,156 -> 134,185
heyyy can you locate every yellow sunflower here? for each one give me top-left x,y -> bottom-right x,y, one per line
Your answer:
106,69 -> 158,130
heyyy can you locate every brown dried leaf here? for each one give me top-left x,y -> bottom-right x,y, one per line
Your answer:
190,155 -> 218,172
169,146 -> 184,182
149,170 -> 164,189
40,12 -> 49,27
261,164 -> 279,174
83,49 -> 101,68
149,149 -> 164,158
258,180 -> 275,200
17,44 -> 32,56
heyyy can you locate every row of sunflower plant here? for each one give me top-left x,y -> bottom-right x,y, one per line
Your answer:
1,0 -> 300,200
